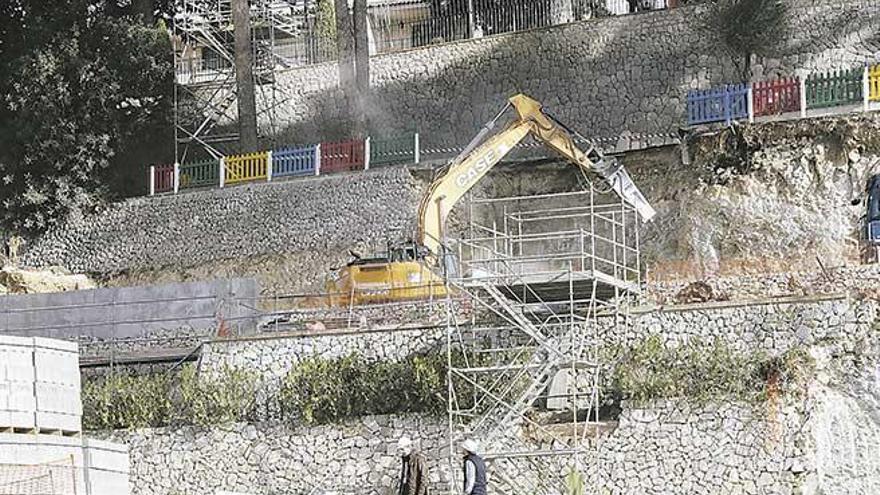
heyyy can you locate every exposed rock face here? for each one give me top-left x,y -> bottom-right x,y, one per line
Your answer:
0,265 -> 96,294
639,113 -> 880,282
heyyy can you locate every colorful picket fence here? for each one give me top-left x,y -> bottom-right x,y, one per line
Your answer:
804,68 -> 862,109
179,159 -> 219,189
151,164 -> 175,194
370,134 -> 418,167
752,77 -> 800,117
225,151 -> 269,184
870,64 -> 880,103
273,145 -> 318,177
321,139 -> 366,174
686,84 -> 749,126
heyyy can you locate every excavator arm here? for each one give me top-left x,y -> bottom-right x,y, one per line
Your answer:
418,93 -> 656,256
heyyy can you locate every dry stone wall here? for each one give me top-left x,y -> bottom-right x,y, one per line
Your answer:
98,400 -> 809,495
268,0 -> 880,149
95,295 -> 880,494
23,168 -> 421,285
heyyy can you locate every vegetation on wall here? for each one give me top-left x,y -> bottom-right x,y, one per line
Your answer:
82,339 -> 816,431
83,365 -> 258,430
607,335 -> 814,405
0,0 -> 174,235
280,353 -> 447,425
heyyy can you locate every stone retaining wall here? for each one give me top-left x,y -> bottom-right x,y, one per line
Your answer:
98,399 -> 809,495
268,0 -> 879,148
23,168 -> 420,284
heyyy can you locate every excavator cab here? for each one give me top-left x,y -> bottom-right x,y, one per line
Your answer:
326,241 -> 448,306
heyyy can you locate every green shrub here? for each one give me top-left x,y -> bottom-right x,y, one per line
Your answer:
82,372 -> 173,430
82,364 -> 258,430
280,353 -> 448,425
607,335 -> 814,405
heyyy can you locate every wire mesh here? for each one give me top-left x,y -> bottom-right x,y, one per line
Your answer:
0,457 -> 78,495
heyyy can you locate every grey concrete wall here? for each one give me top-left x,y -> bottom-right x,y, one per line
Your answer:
265,0 -> 880,149
0,278 -> 258,344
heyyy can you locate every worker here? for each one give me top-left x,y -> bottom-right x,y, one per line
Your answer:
397,435 -> 430,495
461,439 -> 487,495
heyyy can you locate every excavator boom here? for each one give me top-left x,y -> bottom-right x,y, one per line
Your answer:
418,93 -> 656,256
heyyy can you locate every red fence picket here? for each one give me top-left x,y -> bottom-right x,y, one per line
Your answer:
153,164 -> 175,194
752,77 -> 800,117
320,139 -> 365,174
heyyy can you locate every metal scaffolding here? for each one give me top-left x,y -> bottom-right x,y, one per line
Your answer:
173,0 -> 296,161
445,185 -> 640,494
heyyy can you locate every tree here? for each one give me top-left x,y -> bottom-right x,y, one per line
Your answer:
707,0 -> 789,80
353,0 -> 370,137
232,0 -> 259,152
0,1 -> 173,234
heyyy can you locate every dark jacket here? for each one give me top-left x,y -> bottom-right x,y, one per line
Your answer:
463,453 -> 487,495
399,451 -> 430,495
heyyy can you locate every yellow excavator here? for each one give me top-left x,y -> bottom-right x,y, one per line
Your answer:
326,93 -> 656,305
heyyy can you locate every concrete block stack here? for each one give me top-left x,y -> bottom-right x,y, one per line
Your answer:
0,336 -> 37,430
0,335 -> 130,495
0,336 -> 81,434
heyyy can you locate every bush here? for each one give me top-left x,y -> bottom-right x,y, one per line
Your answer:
607,335 -> 814,405
82,364 -> 258,430
82,372 -> 173,430
280,353 -> 448,425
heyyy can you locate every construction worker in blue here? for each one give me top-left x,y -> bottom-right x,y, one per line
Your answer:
460,439 -> 487,495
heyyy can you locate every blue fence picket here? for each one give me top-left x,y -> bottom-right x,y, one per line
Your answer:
687,84 -> 749,126
273,145 -> 318,177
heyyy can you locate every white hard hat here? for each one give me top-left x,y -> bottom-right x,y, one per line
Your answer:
461,439 -> 479,454
397,436 -> 413,450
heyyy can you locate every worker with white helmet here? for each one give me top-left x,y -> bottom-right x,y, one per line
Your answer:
460,439 -> 487,495
397,435 -> 430,495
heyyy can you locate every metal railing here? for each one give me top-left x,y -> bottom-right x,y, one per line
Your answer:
174,0 -> 673,77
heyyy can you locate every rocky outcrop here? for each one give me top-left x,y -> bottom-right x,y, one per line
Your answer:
0,265 -> 96,294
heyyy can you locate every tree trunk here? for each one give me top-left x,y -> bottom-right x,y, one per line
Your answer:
335,0 -> 356,130
353,0 -> 370,137
232,0 -> 259,153
550,0 -> 573,24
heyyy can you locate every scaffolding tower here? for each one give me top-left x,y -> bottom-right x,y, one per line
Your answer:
173,0 -> 303,161
445,185 -> 641,494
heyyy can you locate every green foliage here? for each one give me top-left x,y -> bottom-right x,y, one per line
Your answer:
315,0 -> 337,53
280,353 -> 447,425
0,1 -> 173,235
564,467 -> 585,495
177,365 -> 259,427
707,0 -> 789,78
607,335 -> 814,405
82,371 -> 173,430
82,364 -> 258,430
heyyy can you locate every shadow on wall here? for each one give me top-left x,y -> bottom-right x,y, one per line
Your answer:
274,4 -> 740,149
270,0 -> 879,151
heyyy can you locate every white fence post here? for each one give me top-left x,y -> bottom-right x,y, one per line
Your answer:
219,157 -> 226,188
266,151 -> 273,181
800,76 -> 807,118
747,86 -> 754,123
314,144 -> 321,176
414,133 -> 420,164
173,162 -> 180,194
864,64 -> 871,113
149,166 -> 155,196
364,137 -> 371,171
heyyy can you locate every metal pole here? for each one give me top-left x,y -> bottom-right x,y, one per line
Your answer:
467,0 -> 476,38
